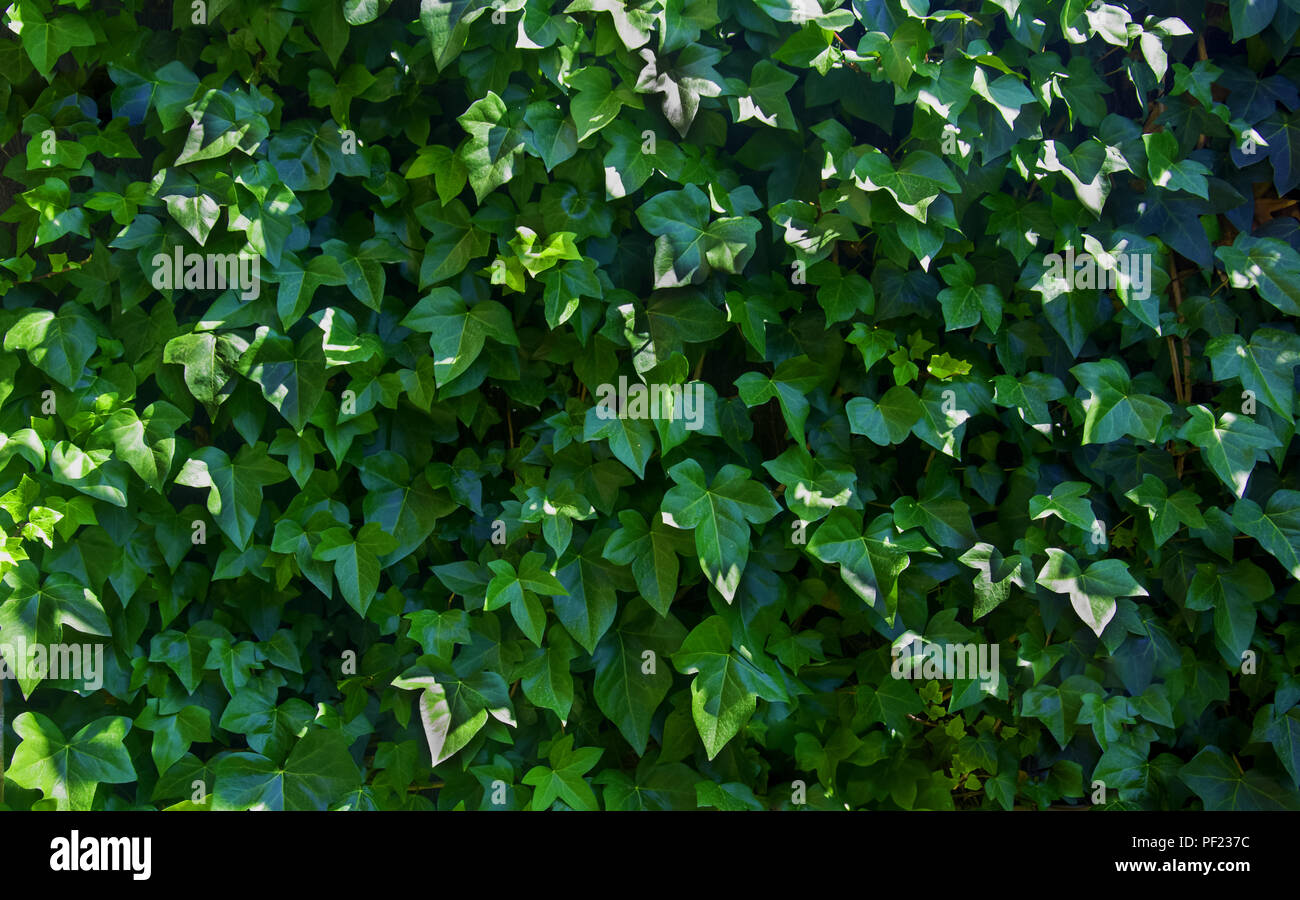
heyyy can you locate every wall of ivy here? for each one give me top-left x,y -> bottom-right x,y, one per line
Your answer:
0,0 -> 1298,811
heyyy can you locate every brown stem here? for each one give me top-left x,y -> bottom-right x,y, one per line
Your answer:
1167,337 -> 1185,404
1169,254 -> 1191,403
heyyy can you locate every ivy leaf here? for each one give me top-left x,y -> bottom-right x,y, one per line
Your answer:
660,459 -> 781,603
1265,710 -> 1300,790
360,452 -> 456,565
1216,236 -> 1300,316
523,100 -> 579,171
734,356 -> 822,448
522,733 -> 604,810
162,331 -> 248,417
1177,405 -> 1280,498
1180,745 -> 1298,810
175,444 -> 290,549
0,563 -> 112,696
1070,359 -> 1171,444
4,306 -> 98,390
993,374 -> 1066,426
321,237 -> 405,311
313,523 -> 399,617
593,598 -> 687,753
636,184 -> 760,287
761,445 -> 855,523
212,728 -> 362,811
730,60 -> 798,131
518,627 -> 579,724
539,258 -> 601,329
1123,474 -> 1206,546
7,713 -> 136,810
846,385 -> 923,446
570,66 -> 629,142
485,552 -> 566,646
1037,549 -> 1148,637
457,91 -> 528,201
602,510 -> 686,615
554,531 -> 628,653
1205,329 -> 1300,423
1029,482 -> 1097,531
1228,0 -> 1279,41
583,404 -> 656,477
392,663 -> 515,767
415,200 -> 489,287
1143,130 -> 1210,199
807,508 -> 919,623
937,257 -> 1003,332
634,43 -> 725,138
1186,560 -> 1269,665
10,1 -> 96,79
240,327 -> 327,433
400,289 -> 519,388
852,149 -> 959,222
671,615 -> 785,760
1233,491 -> 1300,579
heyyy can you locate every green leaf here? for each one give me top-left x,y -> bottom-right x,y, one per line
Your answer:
734,355 -> 822,448
1180,745 -> 1298,810
1186,560 -> 1269,665
1216,236 -> 1300,316
602,510 -> 686,615
1177,405 -> 1280,498
518,627 -> 579,723
0,564 -> 111,696
937,257 -> 1003,333
1233,490 -> 1300,579
239,327 -> 327,433
660,459 -> 781,603
11,1 -> 96,79
457,91 -> 528,201
1123,474 -> 1206,546
1143,130 -> 1210,199
593,598 -> 687,753
761,445 -> 855,523
6,713 -> 129,811
162,331 -> 249,417
400,290 -> 519,387
313,523 -> 399,616
807,508 -> 921,622
1070,359 -> 1172,444
671,615 -> 784,760
175,443 -> 290,549
1029,482 -> 1097,531
1037,549 -> 1148,637
1228,0 -> 1278,41
635,184 -> 759,287
846,385 -> 922,445
212,728 -> 362,810
554,532 -> 627,653
583,403 -> 656,477
4,306 -> 98,390
522,733 -> 603,810
392,663 -> 515,767
1205,329 -> 1300,423
852,149 -> 959,222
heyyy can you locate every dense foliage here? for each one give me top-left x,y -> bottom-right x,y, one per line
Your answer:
1,0 -> 1299,812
